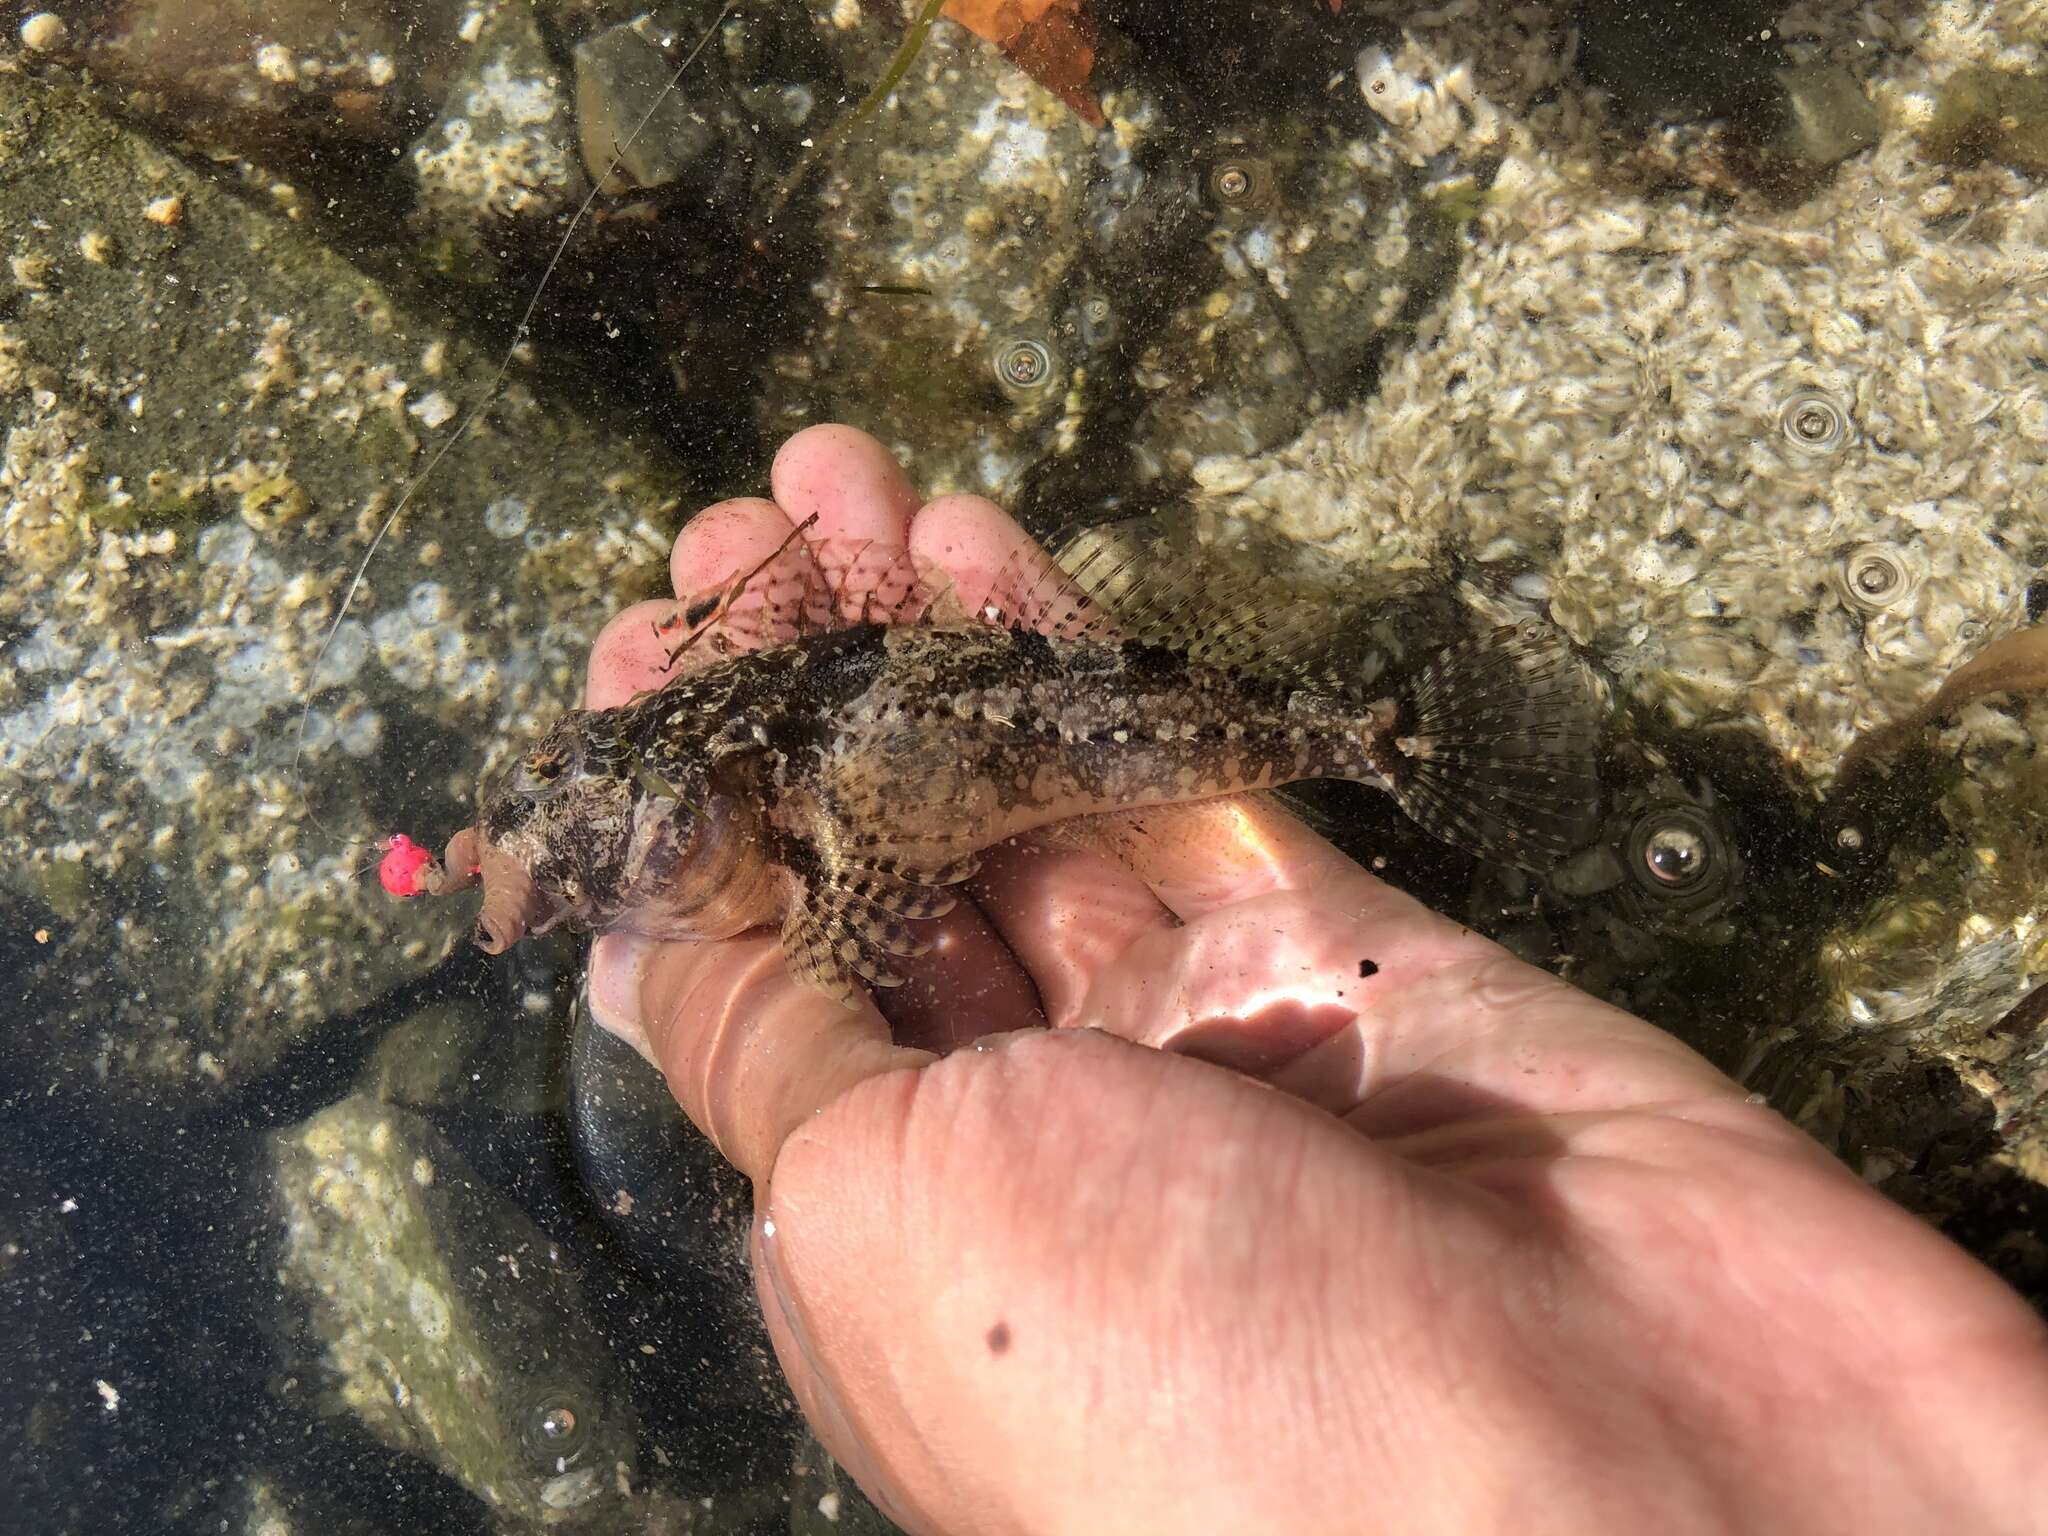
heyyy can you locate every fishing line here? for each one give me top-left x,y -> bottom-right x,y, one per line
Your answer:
293,0 -> 742,833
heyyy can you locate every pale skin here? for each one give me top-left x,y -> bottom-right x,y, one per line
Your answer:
579,424 -> 2048,1535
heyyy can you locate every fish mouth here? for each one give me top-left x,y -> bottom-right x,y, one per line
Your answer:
440,827 -> 576,954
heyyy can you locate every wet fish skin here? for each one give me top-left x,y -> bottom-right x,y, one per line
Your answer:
474,611 -> 1598,1002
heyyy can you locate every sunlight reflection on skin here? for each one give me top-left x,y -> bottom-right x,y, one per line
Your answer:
1063,796 -> 1365,917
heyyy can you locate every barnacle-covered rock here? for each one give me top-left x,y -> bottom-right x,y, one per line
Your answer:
0,70 -> 686,1092
753,11 -> 1114,502
407,0 -> 587,265
1193,31 -> 2046,788
272,1095 -> 645,1526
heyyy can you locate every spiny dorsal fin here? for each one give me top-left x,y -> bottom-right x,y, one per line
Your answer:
659,531 -> 931,668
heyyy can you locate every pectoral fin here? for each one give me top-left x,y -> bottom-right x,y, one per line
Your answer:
773,803 -> 982,1004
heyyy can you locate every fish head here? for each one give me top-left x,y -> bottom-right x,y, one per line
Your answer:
472,709 -> 643,947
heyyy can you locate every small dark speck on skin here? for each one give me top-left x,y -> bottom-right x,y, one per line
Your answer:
1358,959 -> 1379,979
986,1321 -> 1011,1355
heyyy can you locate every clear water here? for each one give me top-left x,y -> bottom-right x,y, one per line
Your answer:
4,1 -> 2045,1530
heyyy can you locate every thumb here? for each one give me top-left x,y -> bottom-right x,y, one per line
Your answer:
752,1027 -> 1403,1536
585,929 -> 930,1185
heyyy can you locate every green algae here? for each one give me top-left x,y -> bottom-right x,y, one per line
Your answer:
33,854 -> 93,923
1424,175 -> 1489,233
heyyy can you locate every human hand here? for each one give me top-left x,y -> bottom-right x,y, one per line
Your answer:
582,425 -> 2048,1535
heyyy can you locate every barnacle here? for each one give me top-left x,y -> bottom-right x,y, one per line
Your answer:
1778,391 -> 1849,455
483,496 -> 531,538
1837,542 -> 1918,614
991,335 -> 1057,395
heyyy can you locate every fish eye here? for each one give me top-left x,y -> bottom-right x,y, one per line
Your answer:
513,741 -> 578,797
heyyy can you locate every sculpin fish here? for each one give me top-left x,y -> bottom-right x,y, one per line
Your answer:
419,534 -> 1601,1002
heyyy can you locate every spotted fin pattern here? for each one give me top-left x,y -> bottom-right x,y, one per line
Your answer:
777,842 -> 980,999
1391,621 -> 1602,871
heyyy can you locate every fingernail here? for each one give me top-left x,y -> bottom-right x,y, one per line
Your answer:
584,931 -> 659,1066
754,1208 -> 917,1529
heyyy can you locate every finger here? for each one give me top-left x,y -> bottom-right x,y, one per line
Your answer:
908,493 -> 1096,631
669,496 -> 805,599
966,836 -> 1174,1029
586,598 -> 693,709
592,499 -> 817,708
874,898 -> 1046,1052
771,424 -> 922,551
587,929 -> 932,1186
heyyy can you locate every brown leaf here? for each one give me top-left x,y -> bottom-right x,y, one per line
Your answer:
942,0 -> 1104,127
1835,623 -> 2048,787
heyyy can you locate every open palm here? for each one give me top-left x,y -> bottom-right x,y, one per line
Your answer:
580,426 -> 2048,1535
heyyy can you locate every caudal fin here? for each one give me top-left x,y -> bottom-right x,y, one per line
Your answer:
1390,622 -> 1602,872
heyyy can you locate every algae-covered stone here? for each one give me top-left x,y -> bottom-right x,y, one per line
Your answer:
362,1001 -> 490,1108
273,1094 -> 641,1527
408,0 -> 588,267
0,70 -> 688,1093
1925,65 -> 2048,175
1772,63 -> 1880,172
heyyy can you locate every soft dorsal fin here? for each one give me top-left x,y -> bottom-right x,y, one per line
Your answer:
1047,520 -> 1355,688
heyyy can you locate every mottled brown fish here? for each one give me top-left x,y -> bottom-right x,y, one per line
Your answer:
424,536 -> 1601,1003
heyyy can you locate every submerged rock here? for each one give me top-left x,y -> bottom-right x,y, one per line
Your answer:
1192,34 -> 2043,789
1766,727 -> 2048,1300
407,0 -> 587,267
754,12 -> 1108,503
65,0 -> 445,154
273,1094 -> 642,1527
0,69 -> 687,1093
1129,112 -> 1452,483
1925,65 -> 2048,176
573,14 -> 721,195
